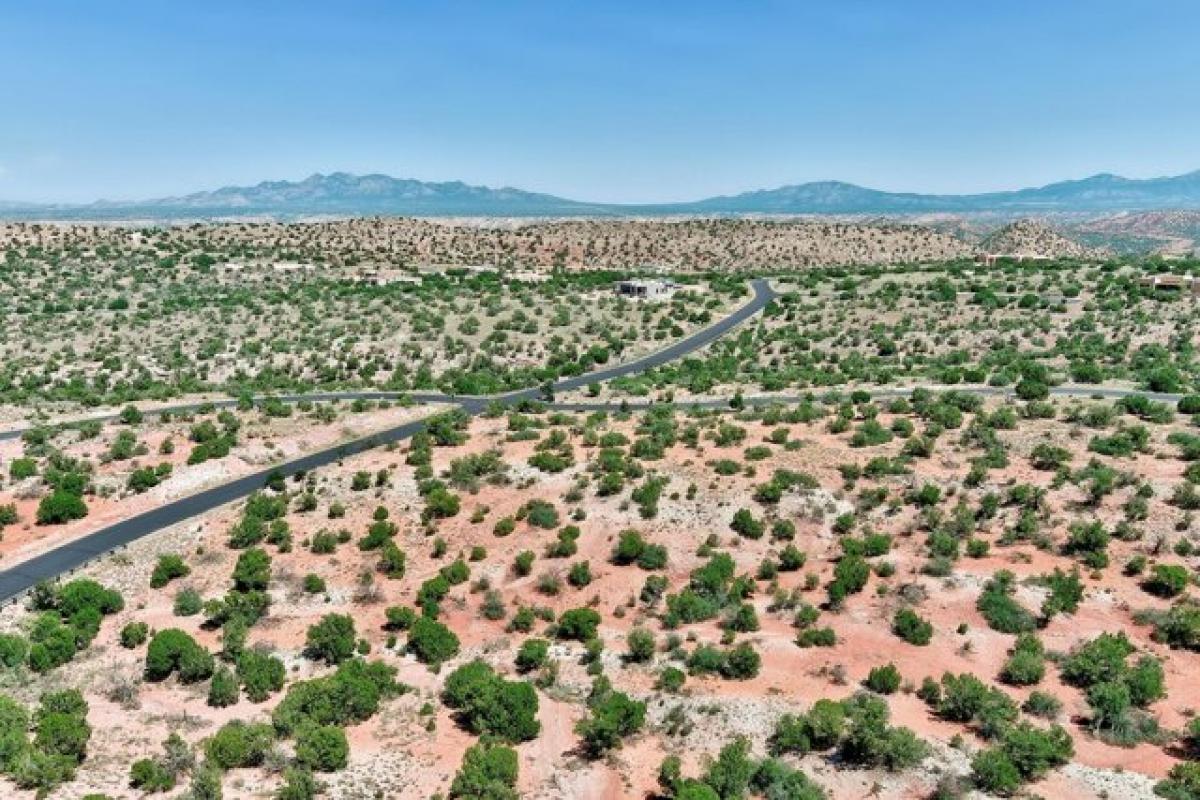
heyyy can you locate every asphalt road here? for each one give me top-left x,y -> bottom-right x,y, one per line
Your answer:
0,280 -> 774,601
0,280 -> 776,443
0,275 -> 1187,602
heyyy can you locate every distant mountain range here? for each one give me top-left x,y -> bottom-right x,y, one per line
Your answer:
6,169 -> 1200,219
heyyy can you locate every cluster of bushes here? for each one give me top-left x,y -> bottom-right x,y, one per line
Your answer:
529,429 -> 574,473
19,579 -> 124,673
685,642 -> 762,680
0,690 -> 91,796
1059,632 -> 1165,743
770,693 -> 927,771
149,554 -> 190,588
442,660 -> 540,742
664,553 -> 751,627
273,659 -> 405,735
145,628 -> 214,683
126,462 -> 172,494
449,741 -> 518,800
227,491 -> 289,549
186,414 -> 239,465
611,529 -> 667,570
575,677 -> 646,757
659,736 -> 825,800
34,459 -> 91,525
418,478 -> 462,522
976,571 -> 1037,634
920,672 -> 1020,740
1149,600 -> 1200,650
970,722 -> 1074,795
129,732 -> 193,794
445,448 -> 510,491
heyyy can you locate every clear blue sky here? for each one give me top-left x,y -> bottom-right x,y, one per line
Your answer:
2,0 -> 1198,203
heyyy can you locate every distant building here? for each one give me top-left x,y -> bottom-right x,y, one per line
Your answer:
976,253 -> 1053,267
616,279 -> 676,300
358,267 -> 420,286
1139,274 -> 1200,295
507,270 -> 549,283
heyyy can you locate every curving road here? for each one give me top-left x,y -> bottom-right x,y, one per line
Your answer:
0,274 -> 1188,602
0,280 -> 775,600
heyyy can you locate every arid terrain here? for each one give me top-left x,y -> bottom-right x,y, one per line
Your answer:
4,390 -> 1200,799
0,220 -> 1198,800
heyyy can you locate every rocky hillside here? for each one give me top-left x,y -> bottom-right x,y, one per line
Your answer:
978,219 -> 1099,259
1069,210 -> 1200,256
1,218 -> 975,271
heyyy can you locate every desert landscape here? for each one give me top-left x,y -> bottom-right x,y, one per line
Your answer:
5,367 -> 1200,799
0,215 -> 1199,800
5,4 -> 1200,798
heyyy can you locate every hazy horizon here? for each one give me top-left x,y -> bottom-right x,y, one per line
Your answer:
8,167 -> 1200,210
3,1 -> 1200,204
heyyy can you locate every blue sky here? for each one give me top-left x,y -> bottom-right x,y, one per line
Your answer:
2,0 -> 1198,203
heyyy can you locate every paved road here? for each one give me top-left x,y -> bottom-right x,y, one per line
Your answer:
0,280 -> 775,443
1,272 -> 1188,602
0,280 -> 774,600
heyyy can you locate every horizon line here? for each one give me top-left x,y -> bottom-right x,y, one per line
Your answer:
3,166 -> 1199,209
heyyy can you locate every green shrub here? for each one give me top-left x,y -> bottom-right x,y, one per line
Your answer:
657,666 -> 686,693
865,663 -> 902,694
272,660 -> 401,734
1155,762 -> 1200,800
576,685 -> 646,757
1152,601 -> 1200,650
796,627 -> 836,648
449,741 -> 518,799
204,721 -> 274,769
557,608 -> 601,641
770,699 -> 845,755
722,642 -> 762,680
730,508 -> 764,539
295,724 -> 348,772
442,660 -> 540,742
36,490 -> 88,525
1144,564 -> 1190,598
237,650 -> 286,702
232,548 -> 272,592
998,722 -> 1073,780
1021,691 -> 1062,720
277,766 -> 318,800
972,747 -> 1021,796
383,606 -> 417,631
1060,632 -> 1134,688
0,633 -> 29,668
305,614 -> 356,665
172,588 -> 203,617
34,706 -> 90,763
838,692 -> 928,770
892,608 -> 933,646
144,629 -> 213,683
407,616 -> 460,666
1000,643 -> 1045,687
827,555 -> 870,605
626,628 -> 655,663
129,757 -> 176,792
976,571 -> 1037,633
515,638 -> 550,673
207,666 -> 240,707
150,555 -> 190,588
